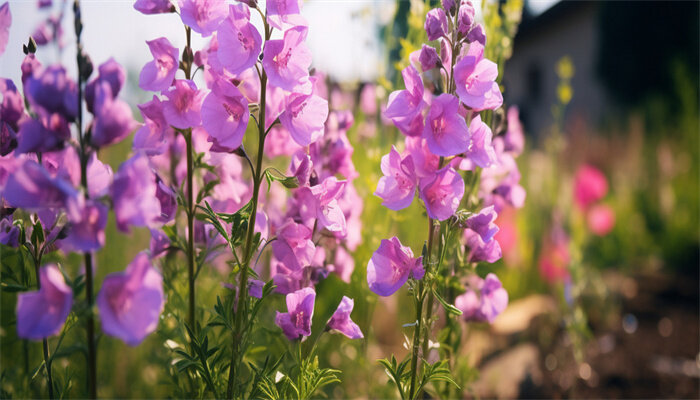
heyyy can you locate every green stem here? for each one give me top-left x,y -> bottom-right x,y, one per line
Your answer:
33,248 -> 54,399
407,290 -> 424,400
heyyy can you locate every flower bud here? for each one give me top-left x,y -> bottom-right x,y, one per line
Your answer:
424,8 -> 448,41
442,0 -> 456,15
458,0 -> 475,35
467,23 -> 486,46
237,0 -> 258,7
418,44 -> 440,71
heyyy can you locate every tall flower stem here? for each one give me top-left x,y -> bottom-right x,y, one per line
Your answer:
226,12 -> 271,398
31,245 -> 54,399
73,1 -> 96,397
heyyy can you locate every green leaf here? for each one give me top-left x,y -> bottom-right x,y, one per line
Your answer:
432,288 -> 462,316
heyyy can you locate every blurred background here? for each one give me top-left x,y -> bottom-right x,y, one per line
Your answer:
1,0 -> 698,398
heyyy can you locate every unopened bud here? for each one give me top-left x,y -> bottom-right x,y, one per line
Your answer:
467,23 -> 486,46
23,37 -> 37,54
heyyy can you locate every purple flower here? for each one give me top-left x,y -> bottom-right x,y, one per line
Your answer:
139,37 -> 178,92
0,122 -> 16,156
134,0 -> 174,14
280,90 -> 328,146
0,2 -> 10,57
442,0 -> 456,15
87,152 -> 113,198
16,264 -> 73,339
328,246 -> 354,283
59,200 -> 108,252
263,26 -> 312,92
424,8 -> 448,41
271,218 -> 315,271
455,273 -> 508,323
466,115 -> 497,168
308,177 -> 347,234
162,80 -> 205,129
0,216 -> 20,247
26,65 -> 78,120
1,79 -> 24,132
418,44 -> 440,71
464,228 -> 502,263
423,93 -> 469,157
419,166 -> 464,221
367,236 -> 424,297
155,177 -> 177,224
201,79 -> 249,151
97,252 -> 164,346
466,23 -> 486,46
384,66 -> 427,137
289,150 -> 312,187
15,115 -> 70,154
111,153 -> 161,232
327,296 -> 363,339
466,205 -> 499,242
91,82 -> 137,148
2,160 -> 82,219
266,0 -> 307,31
179,0 -> 227,37
405,136 -> 439,178
149,228 -> 170,258
217,4 -> 262,75
375,146 -> 417,211
454,42 -> 502,111
133,96 -> 172,156
85,59 -> 126,114
275,287 -> 315,341
457,0 -> 475,35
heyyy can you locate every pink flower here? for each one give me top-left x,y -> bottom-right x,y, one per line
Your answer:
16,264 -> 73,340
384,65 -> 427,137
133,96 -> 172,156
201,79 -> 249,151
457,0 -> 475,34
296,176 -> 347,235
375,146 -> 417,211
0,2 -> 11,57
263,26 -> 312,92
327,296 -> 363,339
405,136 -> 439,178
418,44 -> 440,71
266,0 -> 307,31
419,166 -> 464,221
59,200 -> 108,252
85,58 -> 126,114
111,153 -> 161,232
466,205 -> 499,242
91,82 -> 137,148
162,80 -> 205,129
466,115 -> 497,168
179,0 -> 227,37
97,252 -> 164,346
280,89 -> 329,146
587,204 -> 615,236
271,218 -> 315,271
275,287 -> 315,341
503,106 -> 525,155
466,23 -> 486,46
464,228 -> 502,263
573,164 -> 608,209
139,37 -> 179,92
217,4 -> 262,75
538,229 -> 570,284
134,0 -> 174,14
367,236 -> 424,297
423,93 -> 469,157
454,42 -> 502,111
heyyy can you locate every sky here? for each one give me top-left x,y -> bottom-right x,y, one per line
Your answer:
0,0 -> 559,96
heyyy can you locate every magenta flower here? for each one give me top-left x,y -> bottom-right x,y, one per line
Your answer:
275,287 -> 315,341
424,8 -> 448,41
327,296 -> 363,339
405,136 -> 439,178
423,93 -> 469,157
15,115 -> 70,154
466,23 -> 486,46
587,204 -> 615,236
1,78 -> 23,132
111,153 -> 161,232
419,166 -> 464,221
16,264 -> 73,340
133,96 -> 172,156
280,91 -> 328,146
0,216 -> 20,247
26,65 -> 78,120
271,218 -> 315,271
97,252 -> 164,346
85,59 -> 126,114
59,200 -> 108,252
466,115 -> 497,168
266,0 -> 307,31
263,26 -> 312,92
91,82 -> 137,148
201,79 -> 249,151
162,80 -> 205,129
375,146 -> 417,211
149,228 -> 170,258
457,0 -> 475,34
466,205 -> 499,242
134,0 -> 174,14
179,0 -> 227,37
155,177 -> 177,224
418,44 -> 440,71
367,236 -> 424,297
573,164 -> 608,209
87,153 -> 114,198
455,273 -> 508,323
217,4 -> 262,75
385,66 -> 427,137
139,37 -> 178,92
0,2 -> 10,57
308,177 -> 347,234
454,42 -> 502,111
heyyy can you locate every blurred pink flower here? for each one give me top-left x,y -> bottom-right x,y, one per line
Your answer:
587,204 -> 615,236
573,164 -> 608,209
